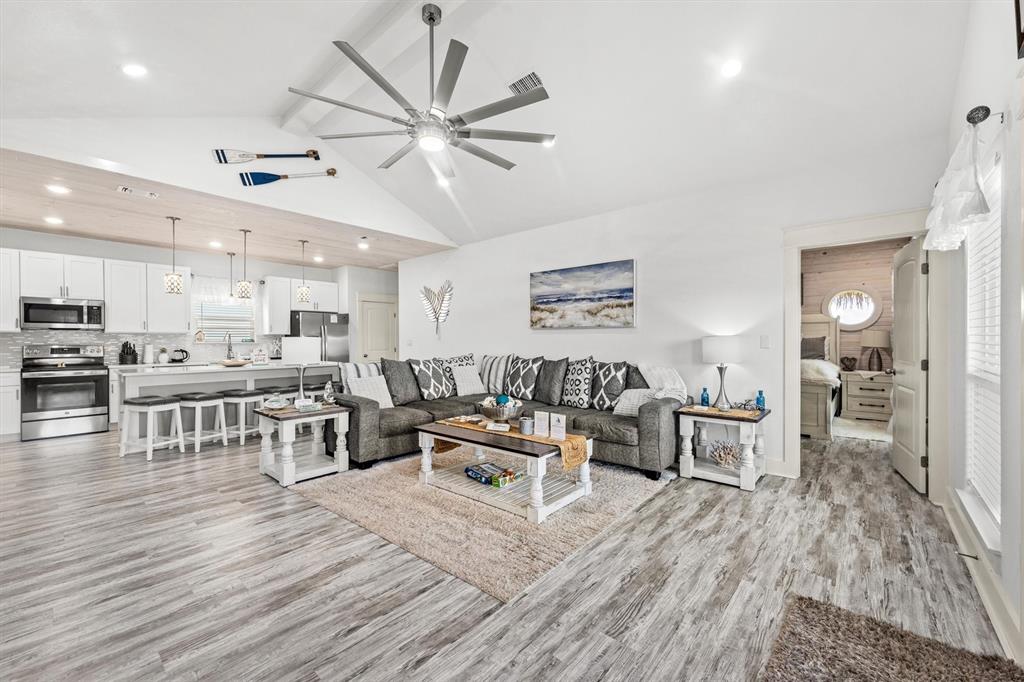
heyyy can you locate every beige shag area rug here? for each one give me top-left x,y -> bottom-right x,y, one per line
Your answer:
761,596 -> 1024,681
833,416 -> 891,443
293,447 -> 668,602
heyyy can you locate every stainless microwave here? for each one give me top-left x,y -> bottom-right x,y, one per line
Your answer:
20,297 -> 104,330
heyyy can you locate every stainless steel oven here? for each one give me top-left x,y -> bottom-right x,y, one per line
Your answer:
20,297 -> 104,330
21,345 -> 109,441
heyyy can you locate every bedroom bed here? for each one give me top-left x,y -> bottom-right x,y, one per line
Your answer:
800,313 -> 842,440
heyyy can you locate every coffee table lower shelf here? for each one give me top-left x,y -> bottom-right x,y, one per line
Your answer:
429,463 -> 586,521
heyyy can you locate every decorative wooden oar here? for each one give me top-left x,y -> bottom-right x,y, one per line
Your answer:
214,148 -> 320,164
240,168 -> 336,187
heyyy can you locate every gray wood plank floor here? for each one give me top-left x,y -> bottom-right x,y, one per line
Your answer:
0,431 -> 1001,680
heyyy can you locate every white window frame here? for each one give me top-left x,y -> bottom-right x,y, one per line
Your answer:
191,275 -> 256,343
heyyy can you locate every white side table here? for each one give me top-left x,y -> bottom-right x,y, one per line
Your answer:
677,407 -> 771,492
255,405 -> 351,487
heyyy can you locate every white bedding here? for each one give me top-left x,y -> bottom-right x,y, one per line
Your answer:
801,359 -> 841,388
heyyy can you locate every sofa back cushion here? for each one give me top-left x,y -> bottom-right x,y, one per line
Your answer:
561,357 -> 594,408
624,364 -> 649,390
381,358 -> 423,405
479,354 -> 513,393
591,360 -> 628,410
505,355 -> 545,400
339,361 -> 382,393
348,375 -> 395,409
409,358 -> 456,400
534,357 -> 569,405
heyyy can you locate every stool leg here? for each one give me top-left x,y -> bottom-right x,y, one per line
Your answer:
145,410 -> 155,462
119,410 -> 129,457
218,403 -> 228,446
174,406 -> 185,453
238,402 -> 246,445
168,410 -> 178,449
194,406 -> 202,454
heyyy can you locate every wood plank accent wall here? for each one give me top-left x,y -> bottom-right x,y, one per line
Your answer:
800,238 -> 911,370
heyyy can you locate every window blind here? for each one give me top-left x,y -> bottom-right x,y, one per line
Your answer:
191,276 -> 255,343
964,139 -> 1002,524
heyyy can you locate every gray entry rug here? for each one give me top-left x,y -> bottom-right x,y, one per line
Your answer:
761,596 -> 1023,681
293,446 -> 668,602
833,416 -> 892,442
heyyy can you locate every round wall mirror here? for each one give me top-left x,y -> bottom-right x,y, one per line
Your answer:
821,287 -> 882,331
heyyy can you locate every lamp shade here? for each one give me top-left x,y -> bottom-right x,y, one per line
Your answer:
702,335 -> 743,364
860,329 -> 891,349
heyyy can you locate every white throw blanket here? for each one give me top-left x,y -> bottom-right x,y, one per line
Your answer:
801,359 -> 841,388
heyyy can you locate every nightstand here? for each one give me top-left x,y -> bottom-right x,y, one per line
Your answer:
841,371 -> 892,421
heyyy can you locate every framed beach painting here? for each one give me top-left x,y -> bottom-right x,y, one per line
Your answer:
530,259 -> 635,329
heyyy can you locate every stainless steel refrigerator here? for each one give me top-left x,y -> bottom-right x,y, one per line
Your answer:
289,311 -> 350,362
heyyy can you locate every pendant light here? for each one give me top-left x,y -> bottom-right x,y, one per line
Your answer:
164,216 -> 184,294
296,239 -> 311,304
236,229 -> 253,299
227,252 -> 236,300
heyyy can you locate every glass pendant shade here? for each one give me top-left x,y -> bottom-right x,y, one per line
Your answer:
296,239 -> 310,304
164,270 -> 184,295
236,229 -> 253,299
296,284 -> 311,303
235,279 -> 253,299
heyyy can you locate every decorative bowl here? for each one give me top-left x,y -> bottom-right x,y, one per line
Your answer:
481,403 -> 523,423
220,359 -> 251,367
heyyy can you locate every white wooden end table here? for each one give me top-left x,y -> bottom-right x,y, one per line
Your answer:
255,405 -> 351,487
677,407 -> 771,492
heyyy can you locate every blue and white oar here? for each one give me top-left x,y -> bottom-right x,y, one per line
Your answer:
214,148 -> 320,164
239,168 -> 336,187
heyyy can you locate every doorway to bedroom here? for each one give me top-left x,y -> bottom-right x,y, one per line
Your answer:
799,238 -> 912,448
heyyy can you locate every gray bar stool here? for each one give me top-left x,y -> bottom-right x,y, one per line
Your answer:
120,396 -> 185,461
219,388 -> 265,444
175,392 -> 228,453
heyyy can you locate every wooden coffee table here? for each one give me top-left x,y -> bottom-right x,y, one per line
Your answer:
415,422 -> 593,524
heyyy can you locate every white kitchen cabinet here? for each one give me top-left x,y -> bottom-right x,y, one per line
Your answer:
109,371 -> 121,424
104,260 -> 148,333
261,276 -> 292,335
0,248 -> 20,331
146,264 -> 191,333
291,279 -> 340,312
19,250 -> 104,300
0,374 -> 21,437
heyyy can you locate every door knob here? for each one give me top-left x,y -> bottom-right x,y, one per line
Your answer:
362,354 -> 368,358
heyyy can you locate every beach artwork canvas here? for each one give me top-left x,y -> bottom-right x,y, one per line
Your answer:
530,259 -> 635,329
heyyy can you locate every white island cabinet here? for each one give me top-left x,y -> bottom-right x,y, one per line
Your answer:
104,260 -> 148,333
20,250 -> 104,300
145,264 -> 192,333
0,249 -> 20,331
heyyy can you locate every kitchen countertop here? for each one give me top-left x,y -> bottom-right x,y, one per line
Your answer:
116,361 -> 339,376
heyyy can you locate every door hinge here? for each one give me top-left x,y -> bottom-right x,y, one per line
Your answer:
920,455 -> 929,468
921,359 -> 929,371
921,262 -> 929,275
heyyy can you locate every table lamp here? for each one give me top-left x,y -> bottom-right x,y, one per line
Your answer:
702,336 -> 743,410
860,329 -> 890,371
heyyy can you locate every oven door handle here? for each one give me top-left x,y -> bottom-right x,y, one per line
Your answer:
23,369 -> 108,378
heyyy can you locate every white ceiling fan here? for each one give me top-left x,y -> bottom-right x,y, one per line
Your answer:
288,3 -> 555,179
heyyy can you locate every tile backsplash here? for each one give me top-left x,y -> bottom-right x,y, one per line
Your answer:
0,330 -> 282,369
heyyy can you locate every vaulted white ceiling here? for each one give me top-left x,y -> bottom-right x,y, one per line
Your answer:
1,0 -> 969,247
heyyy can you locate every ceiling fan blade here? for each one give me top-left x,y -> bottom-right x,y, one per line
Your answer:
289,87 -> 410,126
430,39 -> 468,118
427,149 -> 456,179
448,87 -> 549,128
334,41 -> 423,121
456,128 -> 555,145
451,139 -> 516,170
319,130 -> 411,140
378,140 -> 418,169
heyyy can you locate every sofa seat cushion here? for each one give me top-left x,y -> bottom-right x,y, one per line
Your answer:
516,400 -> 558,418
449,392 -> 492,406
378,406 -> 433,437
571,410 -> 639,446
405,399 -> 476,421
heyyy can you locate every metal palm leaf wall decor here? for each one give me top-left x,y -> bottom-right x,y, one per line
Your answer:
420,280 -> 453,336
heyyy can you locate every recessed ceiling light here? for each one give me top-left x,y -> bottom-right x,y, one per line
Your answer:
436,176 -> 450,188
313,255 -> 324,263
542,137 -> 556,148
357,237 -> 370,250
122,64 -> 148,78
209,241 -> 222,248
720,59 -> 742,78
45,184 -> 71,195
43,216 -> 64,225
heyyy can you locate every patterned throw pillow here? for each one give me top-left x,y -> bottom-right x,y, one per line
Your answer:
339,361 -> 382,393
479,354 -> 513,393
504,355 -> 544,400
408,358 -> 455,400
591,360 -> 628,410
451,365 -> 486,396
439,353 -> 475,386
561,357 -> 594,408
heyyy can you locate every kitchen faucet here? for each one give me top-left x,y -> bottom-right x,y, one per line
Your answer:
225,333 -> 235,360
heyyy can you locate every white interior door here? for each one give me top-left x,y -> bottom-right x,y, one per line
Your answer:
891,238 -> 928,493
359,298 -> 397,362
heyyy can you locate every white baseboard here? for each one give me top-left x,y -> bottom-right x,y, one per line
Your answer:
944,490 -> 1023,661
766,458 -> 799,479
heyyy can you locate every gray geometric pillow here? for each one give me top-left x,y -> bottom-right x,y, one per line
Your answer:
591,360 -> 627,410
408,358 -> 455,400
439,353 -> 475,386
561,357 -> 593,408
504,355 -> 544,400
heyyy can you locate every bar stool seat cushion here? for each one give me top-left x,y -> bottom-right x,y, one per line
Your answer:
219,389 -> 265,398
303,383 -> 325,391
124,395 -> 180,407
175,392 -> 225,402
261,386 -> 293,394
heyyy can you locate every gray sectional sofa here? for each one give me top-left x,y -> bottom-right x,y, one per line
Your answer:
336,357 -> 683,480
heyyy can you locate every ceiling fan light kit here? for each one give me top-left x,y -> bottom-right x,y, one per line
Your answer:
292,3 -> 555,181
